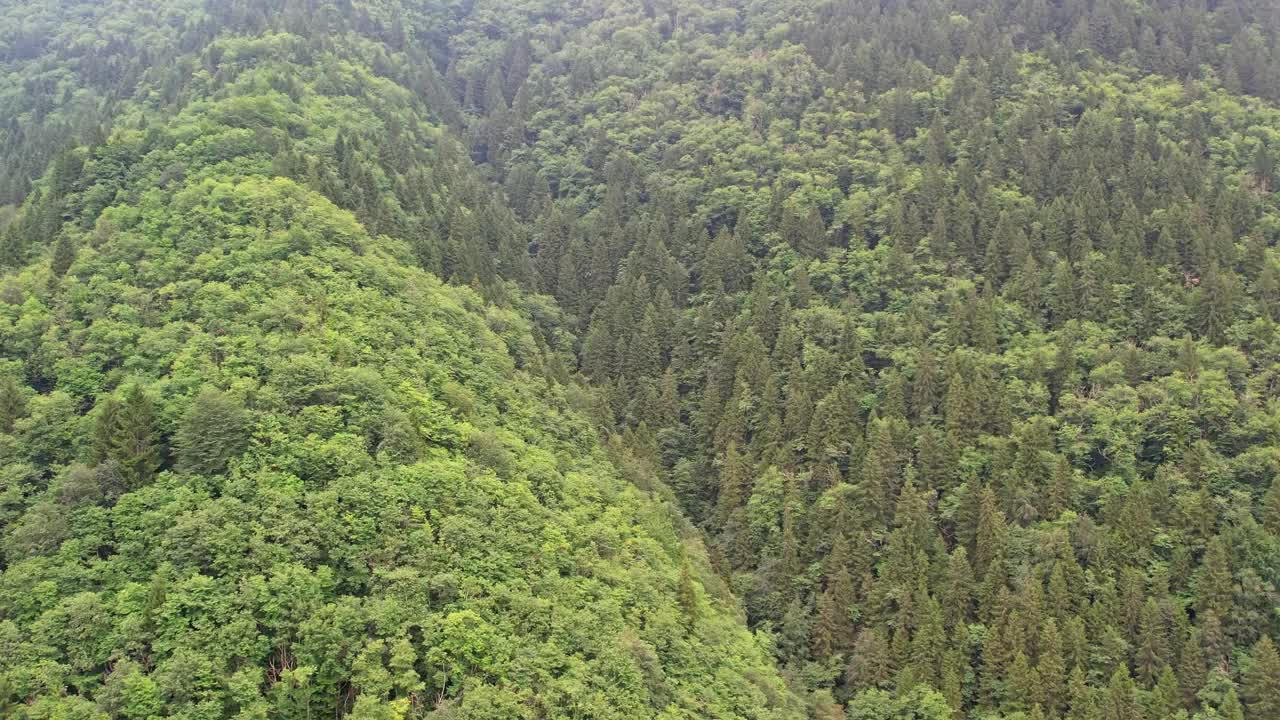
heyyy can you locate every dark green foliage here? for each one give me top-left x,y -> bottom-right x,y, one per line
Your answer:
0,374 -> 25,433
1245,636 -> 1280,720
172,387 -> 248,476
0,5 -> 807,718
110,384 -> 163,489
49,234 -> 75,278
2,0 -> 1280,717
90,388 -> 163,490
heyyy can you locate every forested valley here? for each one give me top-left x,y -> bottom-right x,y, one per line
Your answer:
2,1 -> 1280,719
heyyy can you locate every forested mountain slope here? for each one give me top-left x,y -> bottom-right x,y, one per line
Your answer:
3,0 -> 1280,719
440,2 -> 1280,718
0,5 -> 803,719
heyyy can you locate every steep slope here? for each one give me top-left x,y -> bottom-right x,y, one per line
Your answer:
412,1 -> 1280,718
5,0 -> 1280,719
0,9 -> 803,720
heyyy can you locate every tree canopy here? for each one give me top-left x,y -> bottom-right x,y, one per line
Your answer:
2,0 -> 1280,718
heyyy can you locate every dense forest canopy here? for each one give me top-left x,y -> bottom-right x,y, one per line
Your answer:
2,0 -> 1280,719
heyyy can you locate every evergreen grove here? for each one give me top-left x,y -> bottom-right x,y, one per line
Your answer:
2,0 -> 1280,719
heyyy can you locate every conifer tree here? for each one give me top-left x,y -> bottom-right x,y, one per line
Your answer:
911,347 -> 941,420
174,387 -> 248,476
1066,664 -> 1094,720
113,384 -> 162,488
91,394 -> 122,465
1135,598 -> 1169,687
1102,666 -> 1139,720
703,225 -> 750,293
1150,665 -> 1183,719
943,547 -> 975,630
677,558 -> 699,630
824,530 -> 855,614
0,374 -> 25,433
1178,627 -> 1209,707
812,588 -> 841,660
1046,564 -> 1073,626
1262,480 -> 1280,536
50,234 -> 76,278
716,442 -> 751,523
1037,618 -> 1068,717
910,596 -> 947,688
861,417 -> 906,520
974,486 -> 1008,581
1221,687 -> 1246,720
1196,536 -> 1233,620
1243,635 -> 1280,720
1007,651 -> 1039,713
846,627 -> 893,692
1046,455 -> 1075,519
944,361 -> 981,445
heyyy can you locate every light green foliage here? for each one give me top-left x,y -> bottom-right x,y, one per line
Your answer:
845,686 -> 953,720
0,6 -> 803,717
2,0 -> 1280,718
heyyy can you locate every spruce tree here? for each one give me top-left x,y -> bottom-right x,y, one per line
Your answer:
1046,455 -> 1075,519
1150,665 -> 1183,719
173,387 -> 248,476
677,557 -> 699,630
1037,618 -> 1068,717
716,441 -> 751,523
1262,480 -> 1280,536
812,587 -> 841,660
91,394 -> 122,465
974,485 -> 1008,581
1196,536 -> 1233,619
943,547 -> 975,630
1066,664 -> 1094,720
1178,627 -> 1208,707
1244,635 -> 1280,720
1101,666 -> 1139,720
0,375 -> 25,433
1135,598 -> 1169,687
112,384 -> 163,489
1007,651 -> 1039,713
909,596 -> 946,688
50,234 -> 76,277
1221,687 -> 1246,720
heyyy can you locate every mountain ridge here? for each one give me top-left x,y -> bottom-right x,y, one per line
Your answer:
3,1 -> 1280,719
0,8 -> 804,718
